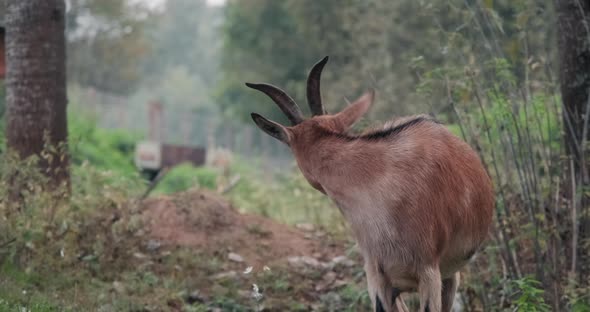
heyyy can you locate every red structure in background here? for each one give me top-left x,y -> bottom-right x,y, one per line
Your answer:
161,144 -> 205,168
136,101 -> 206,180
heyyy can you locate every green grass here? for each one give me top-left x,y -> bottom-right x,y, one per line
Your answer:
68,113 -> 140,178
226,158 -> 348,234
0,262 -> 72,312
153,163 -> 220,194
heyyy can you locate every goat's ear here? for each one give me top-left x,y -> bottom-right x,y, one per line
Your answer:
251,113 -> 291,145
334,89 -> 375,130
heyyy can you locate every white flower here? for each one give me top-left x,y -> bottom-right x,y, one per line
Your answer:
263,266 -> 270,272
243,266 -> 253,274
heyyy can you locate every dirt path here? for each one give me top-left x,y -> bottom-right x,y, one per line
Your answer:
142,189 -> 348,269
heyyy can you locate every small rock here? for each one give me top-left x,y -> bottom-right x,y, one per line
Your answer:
333,279 -> 348,289
324,271 -> 337,284
314,231 -> 326,237
98,304 -> 115,312
287,256 -> 324,269
237,290 -> 250,298
167,298 -> 183,310
228,252 -> 244,263
186,290 -> 207,304
320,292 -> 342,305
133,252 -> 147,259
315,283 -> 327,292
211,271 -> 238,280
112,281 -> 125,294
295,223 -> 315,232
146,239 -> 161,251
315,271 -> 337,291
330,255 -> 355,267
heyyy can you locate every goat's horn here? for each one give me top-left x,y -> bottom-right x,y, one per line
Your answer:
245,82 -> 304,125
307,56 -> 329,116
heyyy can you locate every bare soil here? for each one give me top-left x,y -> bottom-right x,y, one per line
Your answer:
142,189 -> 346,269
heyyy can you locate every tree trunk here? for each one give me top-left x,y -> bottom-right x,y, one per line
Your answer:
556,0 -> 590,285
5,0 -> 69,187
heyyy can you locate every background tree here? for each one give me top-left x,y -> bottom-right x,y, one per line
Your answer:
132,0 -> 222,113
217,0 -> 555,124
557,0 -> 590,285
66,0 -> 153,95
5,0 -> 69,185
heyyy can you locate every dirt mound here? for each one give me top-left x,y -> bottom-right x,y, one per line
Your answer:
142,189 -> 345,268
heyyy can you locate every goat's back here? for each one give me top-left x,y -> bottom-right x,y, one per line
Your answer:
327,120 -> 494,282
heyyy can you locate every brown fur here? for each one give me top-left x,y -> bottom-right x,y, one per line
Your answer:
249,74 -> 494,312
288,113 -> 493,311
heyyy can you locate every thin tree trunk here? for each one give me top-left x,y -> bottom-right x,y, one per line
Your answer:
556,0 -> 590,285
5,0 -> 69,188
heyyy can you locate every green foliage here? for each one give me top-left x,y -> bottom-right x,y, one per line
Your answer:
218,0 -> 308,124
0,147 -> 146,310
0,299 -> 64,312
218,0 -> 555,124
68,113 -> 140,177
0,149 -> 144,272
511,277 -> 551,312
66,0 -> 155,94
338,285 -> 371,312
153,164 -> 219,194
226,158 -> 346,231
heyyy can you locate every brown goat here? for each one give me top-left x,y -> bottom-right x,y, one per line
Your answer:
246,56 -> 494,312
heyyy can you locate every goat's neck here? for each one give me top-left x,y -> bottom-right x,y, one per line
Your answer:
297,137 -> 388,202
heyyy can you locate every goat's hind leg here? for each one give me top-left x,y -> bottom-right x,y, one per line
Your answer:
392,289 -> 410,312
441,272 -> 460,312
418,265 -> 442,312
366,262 -> 395,312
376,287 -> 408,312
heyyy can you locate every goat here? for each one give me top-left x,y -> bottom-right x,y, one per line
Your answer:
246,56 -> 494,312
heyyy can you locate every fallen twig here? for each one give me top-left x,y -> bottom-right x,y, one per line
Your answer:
0,237 -> 16,249
219,174 -> 241,195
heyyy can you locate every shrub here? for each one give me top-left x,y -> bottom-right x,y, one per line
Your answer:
0,150 -> 144,273
153,163 -> 220,194
226,157 -> 346,232
68,114 -> 140,178
511,277 -> 551,312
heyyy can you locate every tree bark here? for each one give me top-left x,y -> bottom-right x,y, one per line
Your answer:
556,0 -> 590,285
5,0 -> 69,186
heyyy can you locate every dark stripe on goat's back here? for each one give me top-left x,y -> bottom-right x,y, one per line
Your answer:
361,116 -> 438,140
314,116 -> 439,142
